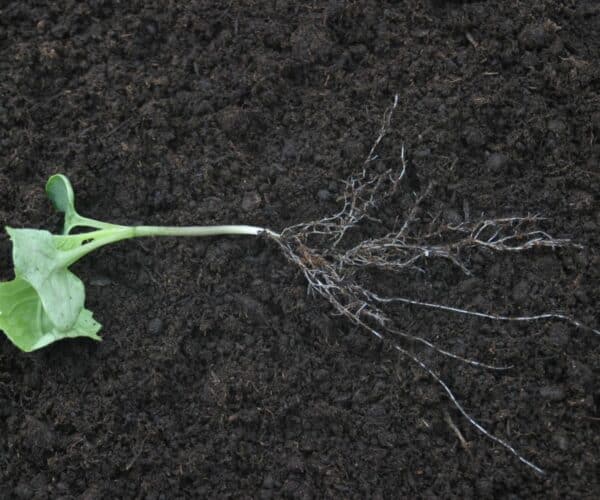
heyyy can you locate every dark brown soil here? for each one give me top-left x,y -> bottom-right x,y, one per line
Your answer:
1,1 -> 599,498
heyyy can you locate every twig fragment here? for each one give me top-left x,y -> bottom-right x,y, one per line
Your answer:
444,410 -> 471,454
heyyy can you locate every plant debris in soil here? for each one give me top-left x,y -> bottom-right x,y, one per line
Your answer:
1,1 -> 599,498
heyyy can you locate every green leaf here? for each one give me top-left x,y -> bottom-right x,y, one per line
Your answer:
46,174 -> 78,234
46,174 -> 76,215
45,174 -> 122,234
6,227 -> 86,331
0,278 -> 101,352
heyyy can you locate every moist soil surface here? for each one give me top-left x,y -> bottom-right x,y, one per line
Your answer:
1,1 -> 599,498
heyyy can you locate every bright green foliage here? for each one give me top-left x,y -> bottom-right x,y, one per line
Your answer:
7,228 -> 87,331
45,174 -> 122,234
46,173 -> 77,233
0,174 -> 268,352
0,278 -> 100,352
0,175 -> 121,350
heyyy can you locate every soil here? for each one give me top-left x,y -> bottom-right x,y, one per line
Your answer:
1,1 -> 599,498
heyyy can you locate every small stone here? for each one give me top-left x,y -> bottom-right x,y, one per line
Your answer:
567,360 -> 593,388
317,189 -> 331,202
519,23 -> 551,50
198,78 -> 212,93
262,473 -> 274,489
241,191 -> 261,211
147,318 -> 163,335
286,454 -> 305,473
549,37 -> 564,56
591,112 -> 600,131
486,153 -> 509,172
443,208 -> 461,225
553,432 -> 569,451
145,20 -> 158,36
137,269 -> 151,286
574,288 -> 589,305
281,140 -> 297,160
14,482 -> 33,500
511,280 -> 529,302
548,119 -> 566,134
217,106 -> 248,135
237,295 -> 266,323
458,278 -> 480,294
196,100 -> 213,115
90,275 -> 112,287
476,479 -> 493,497
36,19 -> 48,33
547,323 -> 569,347
521,51 -> 539,68
539,385 -> 565,401
463,127 -> 485,147
290,24 -> 333,63
23,417 -> 56,451
81,487 -> 101,500
377,429 -> 396,448
414,147 -> 431,158
342,138 -> 364,160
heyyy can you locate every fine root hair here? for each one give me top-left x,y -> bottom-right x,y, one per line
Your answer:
267,95 -> 598,475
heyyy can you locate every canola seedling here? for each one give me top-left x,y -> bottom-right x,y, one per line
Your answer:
0,174 -> 279,352
1,99 -> 597,474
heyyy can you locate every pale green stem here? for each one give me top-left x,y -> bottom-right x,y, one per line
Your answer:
62,225 -> 279,267
64,212 -> 126,234
132,225 -> 277,238
72,215 -> 125,231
